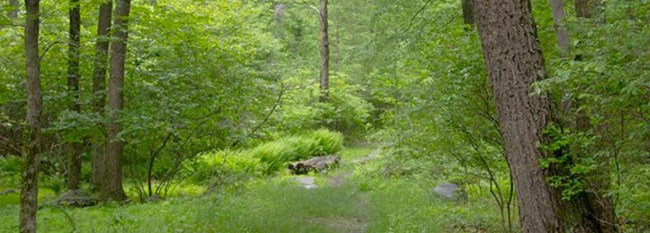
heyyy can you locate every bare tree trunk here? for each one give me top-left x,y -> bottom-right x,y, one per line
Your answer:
90,0 -> 112,190
473,0 -> 607,232
462,0 -> 474,26
20,1 -> 41,232
332,0 -> 340,71
319,0 -> 330,102
101,0 -> 130,202
549,0 -> 570,56
66,0 -> 82,191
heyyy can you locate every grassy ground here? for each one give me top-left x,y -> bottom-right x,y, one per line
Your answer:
0,146 -> 506,233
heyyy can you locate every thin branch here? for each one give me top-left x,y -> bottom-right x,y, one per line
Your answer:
39,41 -> 65,61
405,0 -> 435,31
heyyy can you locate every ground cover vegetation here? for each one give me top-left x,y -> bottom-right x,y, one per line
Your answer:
0,0 -> 648,232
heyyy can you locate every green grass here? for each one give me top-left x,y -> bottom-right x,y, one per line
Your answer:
0,146 -> 507,233
340,145 -> 376,161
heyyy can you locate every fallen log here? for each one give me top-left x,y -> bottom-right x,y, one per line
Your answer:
288,155 -> 340,175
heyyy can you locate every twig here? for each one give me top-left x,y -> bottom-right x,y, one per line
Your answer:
39,41 -> 65,61
57,207 -> 77,233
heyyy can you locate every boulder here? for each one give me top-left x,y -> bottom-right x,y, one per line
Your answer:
145,194 -> 163,203
433,183 -> 467,201
54,189 -> 98,207
288,155 -> 340,175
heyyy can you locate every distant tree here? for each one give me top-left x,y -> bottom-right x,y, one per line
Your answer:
102,0 -> 130,201
549,0 -> 570,56
21,1 -> 42,232
91,0 -> 112,190
319,0 -> 330,102
66,0 -> 82,191
474,0 -> 612,232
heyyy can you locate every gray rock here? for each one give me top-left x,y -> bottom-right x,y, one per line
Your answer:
292,176 -> 318,189
145,194 -> 163,203
54,189 -> 98,207
433,183 -> 467,201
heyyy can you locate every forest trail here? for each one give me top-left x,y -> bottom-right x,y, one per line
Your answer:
288,148 -> 381,233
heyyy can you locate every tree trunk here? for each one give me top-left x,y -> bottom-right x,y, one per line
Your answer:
332,0 -> 340,71
90,0 -> 112,190
319,0 -> 330,102
66,0 -> 82,191
462,0 -> 474,26
549,0 -> 570,56
21,1 -> 41,232
473,0 -> 607,232
101,0 -> 130,202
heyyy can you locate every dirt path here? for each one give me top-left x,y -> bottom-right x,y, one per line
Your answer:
328,148 -> 381,188
308,148 -> 381,233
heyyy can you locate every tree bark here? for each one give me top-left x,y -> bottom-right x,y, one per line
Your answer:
319,0 -> 330,102
102,0 -> 130,202
66,0 -> 82,191
21,1 -> 41,232
462,0 -> 474,26
473,0 -> 607,232
90,0 -> 112,190
549,0 -> 570,57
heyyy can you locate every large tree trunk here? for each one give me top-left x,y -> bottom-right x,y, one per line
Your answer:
473,0 -> 607,232
101,0 -> 130,202
319,0 -> 330,102
66,0 -> 82,191
21,1 -> 41,232
90,0 -> 112,190
549,0 -> 570,56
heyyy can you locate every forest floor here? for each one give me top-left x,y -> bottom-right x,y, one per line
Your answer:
0,146 -> 504,232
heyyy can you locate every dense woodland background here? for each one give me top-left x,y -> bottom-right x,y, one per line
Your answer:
0,0 -> 648,232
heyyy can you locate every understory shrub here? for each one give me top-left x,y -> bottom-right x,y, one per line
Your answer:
278,76 -> 373,140
0,156 -> 21,188
191,129 -> 344,181
253,129 -> 344,174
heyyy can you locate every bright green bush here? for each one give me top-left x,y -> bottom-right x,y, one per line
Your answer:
253,129 -> 344,174
309,129 -> 345,154
191,129 -> 344,179
190,150 -> 261,182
